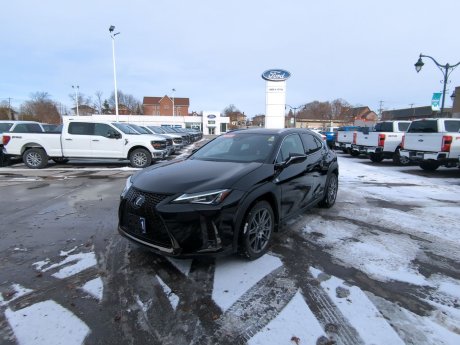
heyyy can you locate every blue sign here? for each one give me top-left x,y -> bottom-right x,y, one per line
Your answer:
261,69 -> 291,81
207,114 -> 216,119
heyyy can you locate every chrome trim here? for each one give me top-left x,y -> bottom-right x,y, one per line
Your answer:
119,227 -> 174,253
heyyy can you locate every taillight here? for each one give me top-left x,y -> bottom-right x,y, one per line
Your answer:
378,134 -> 386,147
2,135 -> 10,145
401,135 -> 405,149
441,135 -> 452,152
353,132 -> 357,144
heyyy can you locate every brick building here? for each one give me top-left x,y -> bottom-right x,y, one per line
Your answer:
143,95 -> 190,116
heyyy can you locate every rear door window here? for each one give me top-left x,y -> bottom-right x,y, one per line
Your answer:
398,122 -> 410,132
68,122 -> 95,135
374,122 -> 393,132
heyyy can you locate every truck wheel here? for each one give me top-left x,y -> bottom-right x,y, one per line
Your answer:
369,153 -> 384,162
129,148 -> 152,168
240,201 -> 274,260
392,150 -> 410,166
23,148 -> 48,169
319,172 -> 338,208
419,160 -> 439,171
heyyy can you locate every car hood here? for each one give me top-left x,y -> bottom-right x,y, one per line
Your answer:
132,158 -> 264,194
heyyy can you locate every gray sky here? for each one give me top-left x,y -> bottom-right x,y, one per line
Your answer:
2,0 -> 460,117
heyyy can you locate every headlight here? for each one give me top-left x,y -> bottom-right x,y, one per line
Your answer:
121,176 -> 133,198
173,189 -> 231,205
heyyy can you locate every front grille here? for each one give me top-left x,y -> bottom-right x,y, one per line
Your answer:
173,138 -> 183,144
121,187 -> 171,248
166,138 -> 173,146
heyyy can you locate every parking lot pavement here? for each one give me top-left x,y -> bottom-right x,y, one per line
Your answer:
0,152 -> 459,345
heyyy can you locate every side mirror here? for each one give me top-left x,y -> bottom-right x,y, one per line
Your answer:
276,153 -> 307,169
108,132 -> 121,139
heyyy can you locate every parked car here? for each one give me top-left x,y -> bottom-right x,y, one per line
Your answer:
1,121 -> 44,166
351,121 -> 411,164
125,123 -> 174,157
335,126 -> 364,154
400,118 -> 460,171
143,126 -> 184,152
322,126 -> 339,149
118,128 -> 339,260
2,118 -> 167,169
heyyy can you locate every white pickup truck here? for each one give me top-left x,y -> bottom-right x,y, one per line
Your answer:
351,121 -> 411,164
2,118 -> 167,169
335,126 -> 363,154
400,118 -> 460,171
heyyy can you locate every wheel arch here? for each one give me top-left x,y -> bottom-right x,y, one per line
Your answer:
127,145 -> 151,159
21,143 -> 46,155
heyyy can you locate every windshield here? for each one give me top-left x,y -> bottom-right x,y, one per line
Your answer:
0,123 -> 13,132
191,133 -> 277,163
111,122 -> 140,135
147,126 -> 165,134
127,124 -> 150,134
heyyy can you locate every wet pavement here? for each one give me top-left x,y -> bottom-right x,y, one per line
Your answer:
0,152 -> 459,345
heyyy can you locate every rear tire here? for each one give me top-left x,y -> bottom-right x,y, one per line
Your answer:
240,201 -> 274,260
319,172 -> 338,208
129,148 -> 152,168
419,160 -> 439,171
23,148 -> 48,169
369,153 -> 384,162
392,149 -> 410,166
350,150 -> 360,157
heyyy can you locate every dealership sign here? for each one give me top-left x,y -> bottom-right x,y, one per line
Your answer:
261,69 -> 291,81
207,114 -> 216,119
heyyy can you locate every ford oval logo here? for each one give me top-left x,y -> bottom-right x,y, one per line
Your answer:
207,114 -> 216,119
261,69 -> 291,81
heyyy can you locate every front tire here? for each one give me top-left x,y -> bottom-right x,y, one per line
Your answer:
350,150 -> 360,157
23,148 -> 48,169
419,160 -> 439,171
319,172 -> 338,208
240,201 -> 274,260
129,148 -> 152,168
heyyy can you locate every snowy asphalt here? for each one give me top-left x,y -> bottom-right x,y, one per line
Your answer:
0,149 -> 459,345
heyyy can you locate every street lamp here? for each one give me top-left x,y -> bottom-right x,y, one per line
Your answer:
450,90 -> 456,102
172,88 -> 176,116
414,53 -> 460,116
285,104 -> 302,128
72,85 -> 79,116
109,25 -> 120,122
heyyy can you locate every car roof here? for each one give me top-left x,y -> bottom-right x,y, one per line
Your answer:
228,128 -> 315,135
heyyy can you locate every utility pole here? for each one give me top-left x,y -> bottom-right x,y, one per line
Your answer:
8,97 -> 13,120
378,100 -> 384,119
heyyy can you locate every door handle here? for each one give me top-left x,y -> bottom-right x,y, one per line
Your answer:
65,138 -> 72,141
92,139 -> 100,142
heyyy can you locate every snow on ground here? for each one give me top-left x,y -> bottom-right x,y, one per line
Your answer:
81,277 -> 104,301
212,254 -> 282,311
156,275 -> 180,310
5,300 -> 90,345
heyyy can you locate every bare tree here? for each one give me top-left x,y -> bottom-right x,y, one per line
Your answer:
108,90 -> 142,114
19,92 -> 61,124
93,90 -> 104,114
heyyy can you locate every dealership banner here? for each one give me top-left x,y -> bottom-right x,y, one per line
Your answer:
431,92 -> 442,111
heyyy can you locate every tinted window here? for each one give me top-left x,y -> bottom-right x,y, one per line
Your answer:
407,120 -> 438,133
11,123 -> 43,133
277,134 -> 304,162
0,123 -> 13,132
128,124 -> 150,134
398,122 -> 410,131
68,122 -> 95,135
94,123 -> 119,137
192,133 -> 277,163
444,120 -> 460,132
374,122 -> 393,132
301,133 -> 322,153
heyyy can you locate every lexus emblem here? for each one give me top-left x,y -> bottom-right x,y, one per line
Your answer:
133,195 -> 145,208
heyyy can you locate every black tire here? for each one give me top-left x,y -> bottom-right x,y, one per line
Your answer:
240,201 -> 274,260
23,148 -> 48,169
129,148 -> 152,168
392,150 -> 410,166
369,153 -> 384,162
350,150 -> 360,157
319,172 -> 338,208
52,157 -> 69,164
419,160 -> 440,171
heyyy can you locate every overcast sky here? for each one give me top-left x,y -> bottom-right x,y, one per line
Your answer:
2,0 -> 460,117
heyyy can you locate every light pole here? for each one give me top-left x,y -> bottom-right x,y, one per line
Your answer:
72,85 -> 79,116
109,25 -> 120,122
285,104 -> 302,128
171,88 -> 176,116
414,53 -> 460,116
